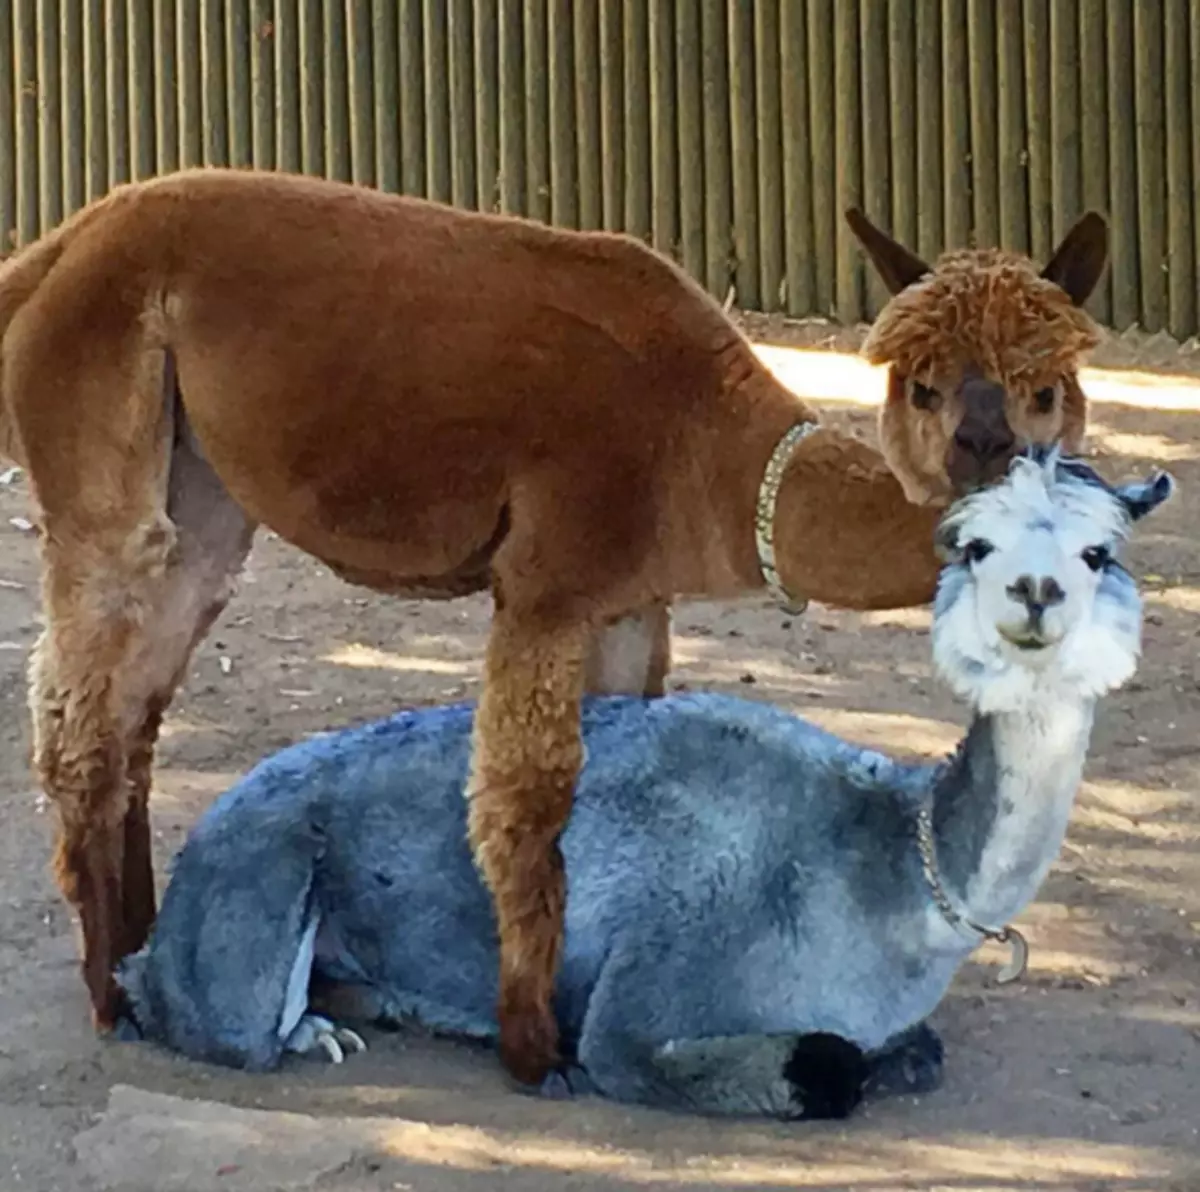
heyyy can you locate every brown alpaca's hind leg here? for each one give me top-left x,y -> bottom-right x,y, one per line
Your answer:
29,544 -> 168,1028
28,390 -> 253,1026
584,602 -> 672,697
115,421 -> 256,960
467,611 -> 589,1087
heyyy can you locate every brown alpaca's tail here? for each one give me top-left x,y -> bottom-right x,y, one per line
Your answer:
0,226 -> 77,467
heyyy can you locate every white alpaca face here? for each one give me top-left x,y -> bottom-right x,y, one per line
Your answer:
931,454 -> 1171,711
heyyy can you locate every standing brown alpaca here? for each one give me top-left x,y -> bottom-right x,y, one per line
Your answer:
0,169 -> 1106,1089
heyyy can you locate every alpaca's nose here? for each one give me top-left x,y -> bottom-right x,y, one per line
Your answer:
1006,574 -> 1066,624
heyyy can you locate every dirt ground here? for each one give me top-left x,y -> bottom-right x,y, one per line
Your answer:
1,320 -> 1198,1191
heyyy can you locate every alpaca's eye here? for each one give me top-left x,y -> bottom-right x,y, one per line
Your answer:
1034,386 -> 1056,414
911,380 -> 942,411
963,539 -> 994,564
1082,545 -> 1110,572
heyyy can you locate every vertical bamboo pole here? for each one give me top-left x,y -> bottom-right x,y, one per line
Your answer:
915,0 -> 941,261
38,0 -> 63,231
130,0 -> 155,181
85,0 -> 109,194
996,0 -> 1027,252
1191,0 -> 1200,326
0,0 -> 16,247
399,0 -> 425,195
62,0 -> 86,212
575,0 -> 602,231
729,0 -> 758,307
1106,0 -> 1137,327
497,0 -> 522,211
1079,0 -> 1109,321
374,0 -> 399,189
227,0 -> 252,167
942,0 -> 970,249
348,0 -> 374,184
701,0 -> 731,298
323,0 -> 350,180
1134,0 -> 1166,331
153,0 -> 178,175
807,0 -> 835,314
648,0 -> 675,251
15,0 -> 38,243
524,0 -> 550,221
860,0 -> 889,317
1049,0 -> 1080,244
179,0 -> 204,169
276,0 -> 302,172
548,0 -> 576,226
1023,0 -> 1050,259
755,0 -> 784,310
834,0 -> 862,323
967,0 -> 998,246
449,0 -> 475,206
888,0 -> 917,250
202,0 -> 227,166
107,0 -> 130,181
676,0 -> 704,278
251,0 -> 275,169
782,0 -> 814,315
623,0 -> 650,238
599,0 -> 622,230
1165,0 -> 1193,337
299,0 -> 323,174
473,0 -> 499,209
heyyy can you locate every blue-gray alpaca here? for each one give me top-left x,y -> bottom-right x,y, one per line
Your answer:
117,450 -> 1173,1121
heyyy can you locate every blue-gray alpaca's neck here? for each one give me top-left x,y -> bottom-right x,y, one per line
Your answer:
931,698 -> 1095,929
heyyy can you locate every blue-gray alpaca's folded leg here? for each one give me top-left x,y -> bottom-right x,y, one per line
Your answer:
863,1021 -> 945,1097
581,1029 -> 867,1120
116,804 -> 328,1071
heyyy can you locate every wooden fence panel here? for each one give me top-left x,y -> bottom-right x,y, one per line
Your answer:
0,1 -> 1195,338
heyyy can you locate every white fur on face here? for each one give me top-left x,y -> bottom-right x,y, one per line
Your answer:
931,456 -> 1144,712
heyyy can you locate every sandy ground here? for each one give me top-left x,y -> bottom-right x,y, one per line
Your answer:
1,321 -> 1198,1191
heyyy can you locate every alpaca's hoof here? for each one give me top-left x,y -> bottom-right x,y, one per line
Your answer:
285,1014 -> 367,1064
111,1013 -> 144,1043
536,1063 -> 595,1101
782,1033 -> 868,1120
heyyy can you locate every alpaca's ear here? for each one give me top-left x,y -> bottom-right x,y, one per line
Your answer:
844,207 -> 931,295
1041,211 -> 1109,307
1115,471 -> 1176,522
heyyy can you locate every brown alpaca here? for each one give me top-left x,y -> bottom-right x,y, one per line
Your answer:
0,169 -> 1106,1089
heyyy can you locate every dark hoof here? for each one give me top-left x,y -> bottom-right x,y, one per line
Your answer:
783,1032 -> 868,1120
865,1023 -> 945,1097
111,1014 -> 144,1043
537,1063 -> 595,1101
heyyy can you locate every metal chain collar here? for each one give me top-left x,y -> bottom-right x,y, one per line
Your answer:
754,421 -> 820,617
916,803 -> 1029,985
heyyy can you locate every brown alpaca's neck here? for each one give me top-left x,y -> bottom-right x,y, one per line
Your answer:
771,427 -> 945,612
665,354 -> 819,600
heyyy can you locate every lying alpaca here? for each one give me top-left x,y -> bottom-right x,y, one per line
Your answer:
118,450 -> 1172,1119
0,165 -> 1108,1084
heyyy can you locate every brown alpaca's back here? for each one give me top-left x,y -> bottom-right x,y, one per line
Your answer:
5,169 -> 788,608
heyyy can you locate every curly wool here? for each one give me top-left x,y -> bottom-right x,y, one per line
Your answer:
862,248 -> 1102,391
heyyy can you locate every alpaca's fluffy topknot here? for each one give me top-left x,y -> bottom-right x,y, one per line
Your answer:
861,248 -> 1101,391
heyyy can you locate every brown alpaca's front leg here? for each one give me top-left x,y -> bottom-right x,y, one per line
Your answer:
584,602 -> 672,697
467,612 -> 589,1088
